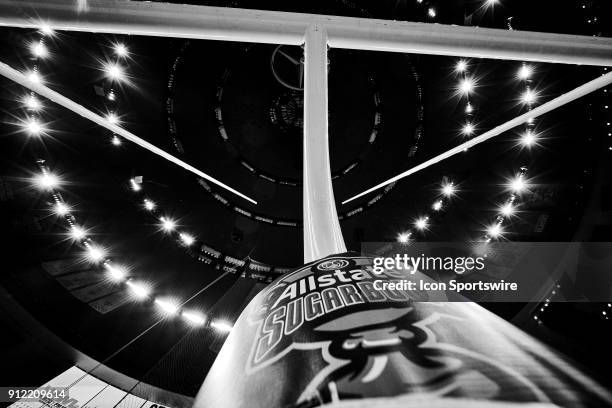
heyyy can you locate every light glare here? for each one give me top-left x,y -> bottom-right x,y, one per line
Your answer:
54,202 -> 70,216
70,226 -> 86,240
397,232 -> 411,244
30,41 -> 48,58
509,177 -> 527,193
182,310 -> 206,326
518,65 -> 533,80
500,203 -> 515,216
442,183 -> 455,197
34,173 -> 59,190
127,280 -> 150,299
160,217 -> 176,232
86,245 -> 106,263
521,130 -> 536,146
462,123 -> 475,136
487,224 -> 503,238
144,199 -> 156,211
415,217 -> 428,231
113,43 -> 128,57
39,23 -> 53,36
179,232 -> 195,246
211,320 -> 233,333
24,95 -> 42,111
103,62 -> 125,81
458,78 -> 474,95
521,89 -> 537,104
106,263 -> 127,281
456,60 -> 467,73
155,298 -> 180,316
130,178 -> 142,191
26,70 -> 42,84
23,118 -> 44,136
106,112 -> 119,125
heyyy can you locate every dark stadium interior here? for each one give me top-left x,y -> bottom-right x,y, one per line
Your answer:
0,0 -> 611,402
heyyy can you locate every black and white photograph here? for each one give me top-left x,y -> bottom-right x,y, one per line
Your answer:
0,1 -> 611,407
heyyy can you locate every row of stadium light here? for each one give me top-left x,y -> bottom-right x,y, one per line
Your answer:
16,26 -> 232,333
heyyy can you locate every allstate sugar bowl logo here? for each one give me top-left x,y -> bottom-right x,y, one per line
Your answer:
244,254 -> 548,406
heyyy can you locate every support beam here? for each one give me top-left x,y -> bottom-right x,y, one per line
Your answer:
0,60 -> 257,205
0,0 -> 306,45
1,0 -> 612,66
326,23 -> 612,66
343,71 -> 612,204
303,25 -> 346,263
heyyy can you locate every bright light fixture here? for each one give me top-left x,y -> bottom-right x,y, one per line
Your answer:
26,70 -> 42,84
155,298 -> 180,316
432,200 -> 443,211
34,173 -> 59,190
105,263 -> 127,281
86,245 -> 106,263
521,130 -> 536,146
126,280 -> 151,299
458,78 -> 474,95
182,310 -> 206,326
160,217 -> 176,232
414,217 -> 428,231
130,178 -> 142,191
54,202 -> 70,216
211,320 -> 233,333
521,89 -> 537,104
456,60 -> 467,73
113,43 -> 129,57
103,62 -> 125,81
509,176 -> 527,193
517,64 -> 533,80
427,7 -> 436,18
70,226 -> 86,240
23,118 -> 44,136
462,123 -> 475,136
111,135 -> 122,146
144,199 -> 156,211
465,103 -> 473,114
30,41 -> 48,58
179,232 -> 195,246
442,183 -> 455,197
106,112 -> 119,125
500,203 -> 515,217
24,95 -> 42,111
487,223 -> 503,238
397,232 -> 411,243
39,23 -> 53,36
